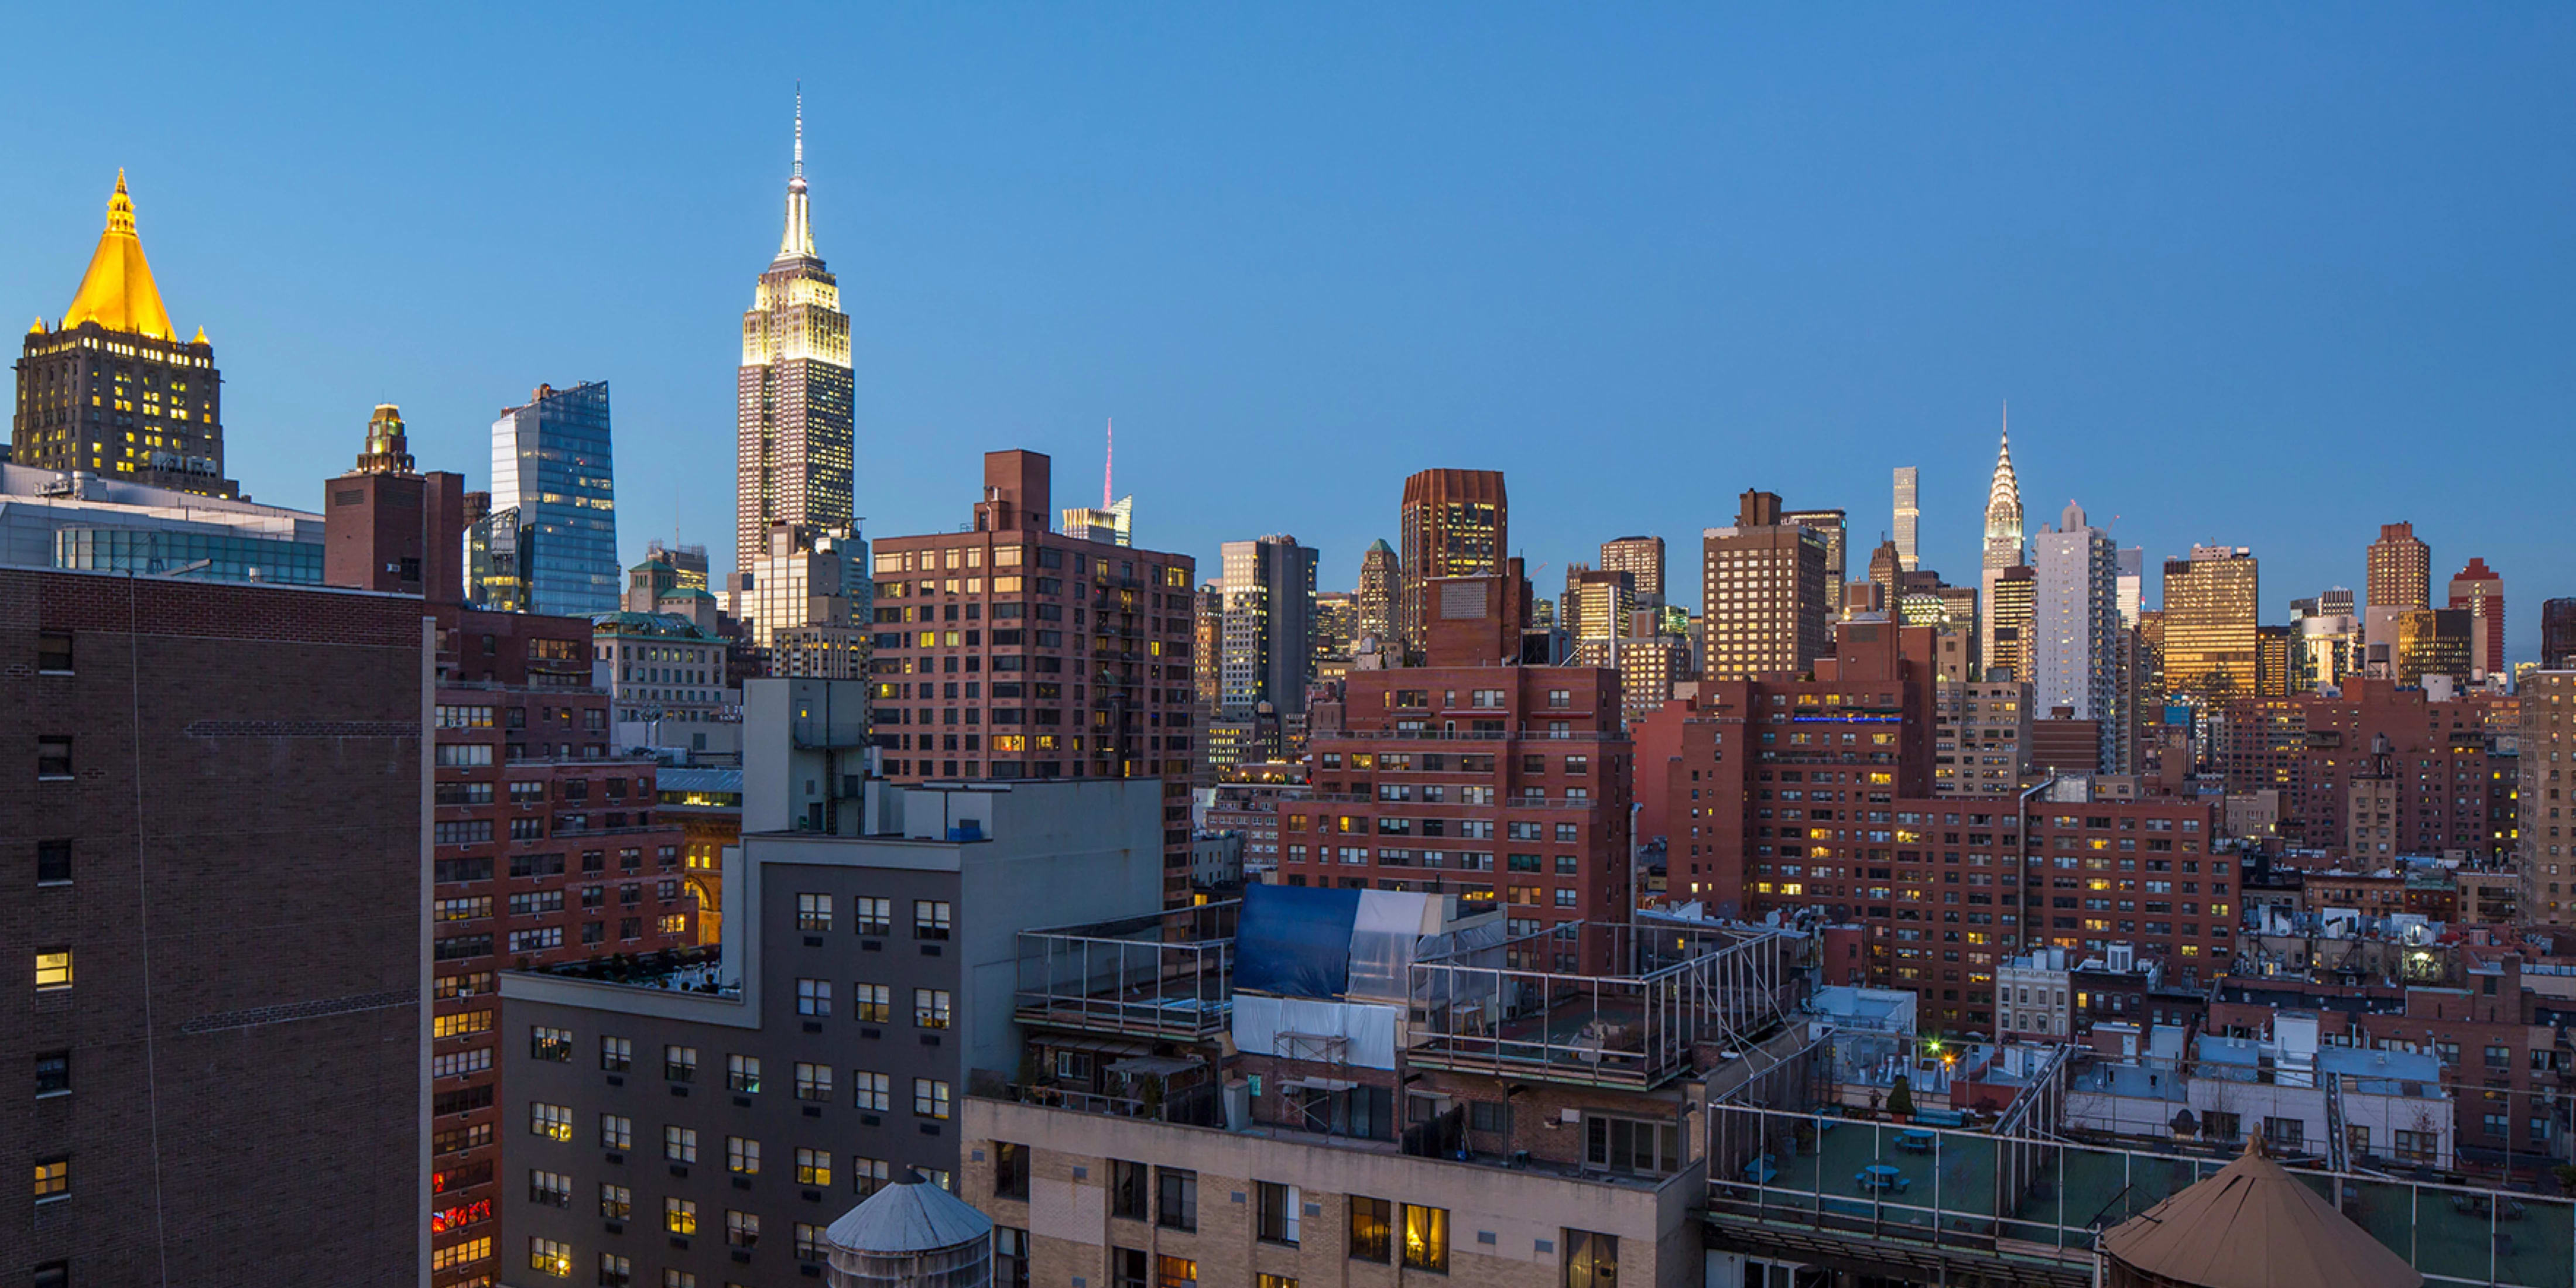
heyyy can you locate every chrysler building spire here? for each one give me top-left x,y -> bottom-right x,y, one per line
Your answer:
1981,403 -> 2025,572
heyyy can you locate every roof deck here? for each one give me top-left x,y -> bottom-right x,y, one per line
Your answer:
1013,901 -> 1237,1040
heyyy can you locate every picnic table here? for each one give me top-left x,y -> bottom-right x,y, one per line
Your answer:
1744,1155 -> 1779,1184
1895,1128 -> 1937,1153
1858,1164 -> 1909,1194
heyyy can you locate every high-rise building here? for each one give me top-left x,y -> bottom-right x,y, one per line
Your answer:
1218,533 -> 1318,717
2544,598 -> 2576,670
2447,558 -> 2505,679
13,173 -> 236,498
2522,670 -> 2576,926
6,568 -> 426,1285
735,96 -> 854,591
1191,584 -> 1224,710
1986,564 -> 2036,681
1893,465 -> 1921,573
2163,544 -> 2261,706
1564,567 -> 1636,648
625,539 -> 711,612
2367,522 -> 2432,614
2289,590 -> 2362,693
322,403 -> 470,598
1700,491 -> 1832,680
2392,608 -> 2474,686
2116,546 -> 2144,628
1783,507 -> 1848,612
865,450 -> 1198,899
1599,533 -> 1667,605
489,381 -> 620,616
2032,501 -> 2123,772
1980,416 -> 2026,670
741,520 -> 869,650
1396,469 -> 1506,654
1353,537 -> 1399,649
1312,590 -> 1359,663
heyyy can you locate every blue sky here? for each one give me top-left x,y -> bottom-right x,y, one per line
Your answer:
4,6 -> 2571,653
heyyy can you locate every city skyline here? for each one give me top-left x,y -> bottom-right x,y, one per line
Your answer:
4,9 -> 2574,656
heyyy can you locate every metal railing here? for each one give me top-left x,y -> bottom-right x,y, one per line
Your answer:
1013,902 -> 1238,1039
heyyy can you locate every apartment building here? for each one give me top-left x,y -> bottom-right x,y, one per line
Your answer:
1935,678 -> 2031,796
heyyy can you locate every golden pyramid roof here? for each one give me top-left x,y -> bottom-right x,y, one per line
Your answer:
62,171 -> 177,342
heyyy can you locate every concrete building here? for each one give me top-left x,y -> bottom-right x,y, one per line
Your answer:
1355,538 -> 1398,646
2032,502 -> 2125,773
4,568 -> 425,1285
1701,490 -> 1832,681
2520,670 -> 2576,927
594,611 -> 738,755
497,681 -> 1166,1287
743,518 -> 869,652
2449,557 -> 2506,680
1218,533 -> 1318,720
2367,521 -> 2433,616
1995,948 -> 2073,1039
1985,564 -> 2036,683
1893,465 -> 1921,573
1935,678 -> 2030,796
1599,533 -> 1667,606
1783,506 -> 1848,614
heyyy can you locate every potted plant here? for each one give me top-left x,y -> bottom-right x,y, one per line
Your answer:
1887,1075 -> 1915,1122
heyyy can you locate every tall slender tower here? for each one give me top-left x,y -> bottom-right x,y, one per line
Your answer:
1396,469 -> 1507,654
735,90 -> 855,591
1892,466 -> 1921,573
1978,409 -> 2026,674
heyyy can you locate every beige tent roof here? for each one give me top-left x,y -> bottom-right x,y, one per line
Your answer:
2099,1138 -> 2421,1288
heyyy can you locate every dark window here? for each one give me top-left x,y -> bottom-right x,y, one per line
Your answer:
993,1142 -> 1029,1200
994,1227 -> 1030,1288
1256,1180 -> 1299,1245
36,632 -> 72,673
37,840 -> 71,885
36,1051 -> 70,1095
1156,1167 -> 1196,1231
1112,1248 -> 1148,1288
1348,1195 -> 1393,1262
1111,1160 -> 1147,1220
37,737 -> 72,779
32,1263 -> 67,1288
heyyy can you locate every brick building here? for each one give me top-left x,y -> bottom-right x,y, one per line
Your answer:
864,450 -> 1197,900
4,568 -> 425,1285
2213,677 -> 2516,861
1282,568 -> 1633,970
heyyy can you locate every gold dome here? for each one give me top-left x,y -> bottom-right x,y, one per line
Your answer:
61,170 -> 177,342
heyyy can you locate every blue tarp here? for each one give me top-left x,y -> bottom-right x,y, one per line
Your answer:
1234,883 -> 1361,999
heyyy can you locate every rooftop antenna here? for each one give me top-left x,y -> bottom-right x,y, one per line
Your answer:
1103,417 -> 1114,509
793,82 -> 804,179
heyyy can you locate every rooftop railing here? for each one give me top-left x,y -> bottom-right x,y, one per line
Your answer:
1013,901 -> 1238,1040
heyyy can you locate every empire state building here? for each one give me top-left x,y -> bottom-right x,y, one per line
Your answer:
735,95 -> 854,591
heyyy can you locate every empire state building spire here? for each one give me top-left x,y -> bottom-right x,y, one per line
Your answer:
1981,403 -> 2025,572
737,89 -> 854,611
778,87 -> 817,262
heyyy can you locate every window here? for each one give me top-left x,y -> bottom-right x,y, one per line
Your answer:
2262,1117 -> 2304,1150
1114,1248 -> 1150,1288
851,1155 -> 890,1197
796,1221 -> 828,1262
1258,1277 -> 1299,1288
726,1210 -> 760,1248
914,988 -> 952,1029
530,1102 -> 573,1141
996,1227 -> 1031,1288
36,1050 -> 70,1097
855,1070 -> 892,1112
33,1156 -> 68,1200
431,1239 -> 491,1273
664,1045 -> 698,1082
797,978 -> 831,1017
795,1062 -> 833,1101
37,632 -> 72,673
531,1026 -> 573,1062
1257,1180 -> 1301,1245
1155,1166 -> 1197,1231
914,1077 -> 951,1119
994,1141 -> 1030,1198
1348,1195 -> 1392,1262
37,839 -> 70,885
914,899 -> 952,940
37,737 -> 72,779
854,896 -> 893,936
727,1136 -> 761,1174
599,1182 -> 631,1220
664,1125 -> 698,1164
2394,1129 -> 2437,1162
854,982 -> 892,1023
600,1036 -> 632,1072
1111,1159 -> 1148,1219
796,1146 -> 833,1187
796,892 -> 833,931
529,1169 -> 573,1207
1563,1230 -> 1618,1288
1156,1255 -> 1197,1288
1585,1115 -> 1682,1176
665,1196 -> 697,1235
724,1053 -> 762,1094
36,948 -> 72,991
597,1252 -> 632,1287
1402,1204 -> 1448,1271
661,1273 -> 694,1288
529,1237 -> 573,1277
433,1010 -> 493,1039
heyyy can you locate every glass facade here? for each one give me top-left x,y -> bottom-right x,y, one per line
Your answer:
491,382 -> 619,616
53,526 -> 321,584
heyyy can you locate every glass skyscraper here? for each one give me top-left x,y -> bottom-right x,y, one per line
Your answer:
489,381 -> 619,616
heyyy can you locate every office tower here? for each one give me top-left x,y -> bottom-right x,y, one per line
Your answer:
1782,507 -> 1848,612
1218,533 -> 1319,717
1396,469 -> 1506,653
2289,590 -> 2362,693
1980,416 -> 2026,670
1355,539 -> 1398,646
2366,522 -> 2432,613
865,450 -> 1197,899
465,502 -> 525,612
1599,533 -> 1667,605
735,97 -> 854,591
1986,565 -> 2036,681
2256,625 -> 2293,697
1866,538 -> 1902,609
1699,491 -> 1831,680
1191,584 -> 1224,709
2448,558 -> 2506,679
742,520 -> 869,650
13,173 -> 235,497
2163,544 -> 2261,706
2116,546 -> 2143,628
2032,502 -> 2124,772
625,539 -> 711,613
1565,567 -> 1636,648
2545,599 -> 2576,670
1061,422 -> 1135,547
6,568 -> 424,1284
489,381 -> 619,615
323,403 -> 469,598
497,687 -> 1167,1286
2392,608 -> 2473,686
1893,466 -> 1921,573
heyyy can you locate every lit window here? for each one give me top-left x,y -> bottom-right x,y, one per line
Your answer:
34,1156 -> 68,1201
35,949 -> 71,991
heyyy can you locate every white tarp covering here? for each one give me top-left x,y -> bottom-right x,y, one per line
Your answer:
1231,993 -> 1401,1070
1345,889 -> 1436,1002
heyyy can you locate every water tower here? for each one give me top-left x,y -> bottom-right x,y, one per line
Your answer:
822,1170 -> 994,1288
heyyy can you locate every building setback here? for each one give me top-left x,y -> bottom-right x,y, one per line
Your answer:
2,568 -> 424,1284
